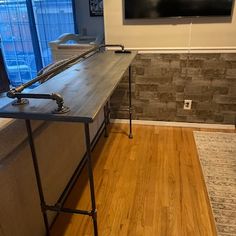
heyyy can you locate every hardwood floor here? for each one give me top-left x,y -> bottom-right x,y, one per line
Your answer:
50,123 -> 225,236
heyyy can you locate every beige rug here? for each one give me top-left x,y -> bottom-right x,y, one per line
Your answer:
194,131 -> 236,236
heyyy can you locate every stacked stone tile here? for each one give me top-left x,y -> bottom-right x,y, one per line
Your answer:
110,53 -> 236,124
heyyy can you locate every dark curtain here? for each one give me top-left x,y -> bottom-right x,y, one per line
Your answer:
0,48 -> 9,93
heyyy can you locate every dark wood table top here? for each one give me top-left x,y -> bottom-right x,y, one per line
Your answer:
0,51 -> 136,123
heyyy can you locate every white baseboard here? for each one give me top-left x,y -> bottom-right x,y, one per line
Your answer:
110,119 -> 235,130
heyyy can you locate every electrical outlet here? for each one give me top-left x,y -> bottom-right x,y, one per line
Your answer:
183,100 -> 192,110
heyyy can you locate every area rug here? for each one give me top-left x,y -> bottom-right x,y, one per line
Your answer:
194,131 -> 236,236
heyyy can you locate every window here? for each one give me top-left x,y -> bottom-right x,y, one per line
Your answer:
33,0 -> 76,66
0,0 -> 76,88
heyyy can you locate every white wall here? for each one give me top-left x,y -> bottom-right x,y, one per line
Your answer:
75,0 -> 104,37
103,0 -> 236,50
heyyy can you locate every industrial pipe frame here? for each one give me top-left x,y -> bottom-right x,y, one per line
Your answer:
7,45 -> 133,236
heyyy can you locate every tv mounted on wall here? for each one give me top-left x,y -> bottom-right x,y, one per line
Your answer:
124,0 -> 235,19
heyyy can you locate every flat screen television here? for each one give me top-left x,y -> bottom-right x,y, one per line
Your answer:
124,0 -> 234,18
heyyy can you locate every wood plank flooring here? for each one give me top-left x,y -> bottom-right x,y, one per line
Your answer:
50,123 -> 229,236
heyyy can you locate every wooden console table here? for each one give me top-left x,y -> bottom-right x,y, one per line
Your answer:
0,47 -> 136,236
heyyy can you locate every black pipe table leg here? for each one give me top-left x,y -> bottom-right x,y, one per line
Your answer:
107,101 -> 111,124
128,66 -> 133,139
25,120 -> 50,236
84,123 -> 98,236
103,105 -> 108,138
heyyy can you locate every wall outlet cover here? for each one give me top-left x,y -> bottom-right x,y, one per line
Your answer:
184,100 -> 192,110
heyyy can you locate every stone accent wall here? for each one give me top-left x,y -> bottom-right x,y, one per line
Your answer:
110,53 -> 236,125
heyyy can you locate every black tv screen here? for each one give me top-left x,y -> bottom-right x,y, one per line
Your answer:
124,0 -> 234,18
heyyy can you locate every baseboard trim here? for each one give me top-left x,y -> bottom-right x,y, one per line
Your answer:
110,119 -> 235,130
